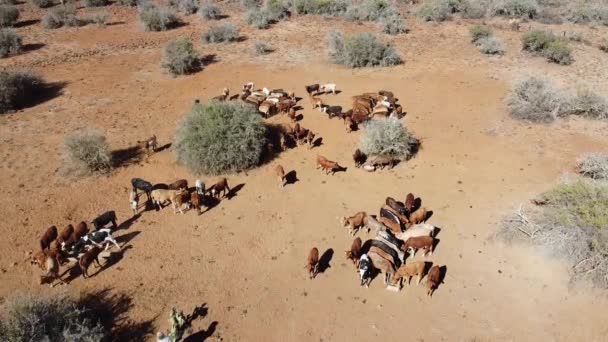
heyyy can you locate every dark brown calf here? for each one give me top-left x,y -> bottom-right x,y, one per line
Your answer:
40,226 -> 58,252
345,237 -> 362,266
79,246 -> 103,279
191,192 -> 201,215
209,178 -> 230,198
58,224 -> 74,245
426,265 -> 442,296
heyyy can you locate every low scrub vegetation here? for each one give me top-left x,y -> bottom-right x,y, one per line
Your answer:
30,0 -> 53,8
83,0 -> 108,7
345,0 -> 397,22
198,1 -> 222,19
522,30 -> 572,65
64,129 -> 112,175
170,0 -> 199,14
0,5 -> 19,27
577,153 -> 608,180
508,76 -> 608,123
0,28 -> 21,58
42,5 -> 83,29
0,294 -> 107,341
202,23 -> 238,43
359,118 -> 419,160
507,76 -> 567,122
328,30 -> 402,68
254,41 -> 272,55
292,0 -> 349,16
415,0 -> 460,22
264,0 -> 289,21
569,88 -> 608,120
162,38 -> 201,75
138,4 -> 180,31
567,2 -> 608,26
247,8 -> 271,28
381,14 -> 407,35
470,26 -> 504,55
118,0 -> 137,6
490,0 -> 538,18
174,101 -> 268,174
497,179 -> 608,288
87,10 -> 110,26
0,70 -> 43,114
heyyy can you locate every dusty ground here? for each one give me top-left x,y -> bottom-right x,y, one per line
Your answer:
1,2 -> 608,341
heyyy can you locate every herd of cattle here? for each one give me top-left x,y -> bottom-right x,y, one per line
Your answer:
31,81 -> 443,297
307,193 -> 445,296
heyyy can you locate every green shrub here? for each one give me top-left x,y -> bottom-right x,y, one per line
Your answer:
246,8 -> 271,28
64,129 -> 112,174
507,76 -> 567,122
87,11 -> 110,26
30,0 -> 53,9
568,3 -> 608,26
162,38 -> 200,75
171,0 -> 199,14
83,0 -> 108,7
138,5 -> 179,31
565,31 -> 584,43
601,38 -> 608,53
0,28 -> 21,58
264,0 -> 289,20
490,0 -> 538,18
0,5 -> 19,27
497,180 -> 608,288
198,1 -> 222,19
0,70 -> 42,114
346,0 -> 396,21
476,36 -> 505,55
174,101 -> 268,174
359,117 -> 419,160
0,0 -> 17,4
254,41 -> 272,54
415,0 -> 456,22
0,294 -> 106,341
459,0 -> 488,19
328,31 -> 402,68
522,30 -> 555,52
42,5 -> 82,29
544,40 -> 572,65
202,23 -> 238,43
381,14 -> 407,35
577,153 -> 608,180
292,0 -> 349,16
569,89 -> 608,120
118,0 -> 137,6
469,24 -> 491,43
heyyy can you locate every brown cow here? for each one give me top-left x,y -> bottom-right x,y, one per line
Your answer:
306,247 -> 320,279
208,178 -> 231,198
40,226 -> 58,252
390,261 -> 427,287
403,236 -> 434,257
275,164 -> 286,188
404,193 -> 415,214
379,216 -> 401,235
341,212 -> 367,236
305,131 -> 315,150
58,224 -> 74,245
169,179 -> 188,191
79,246 -> 103,279
426,265 -> 442,296
316,155 -> 344,175
345,237 -> 362,267
137,135 -> 158,156
191,192 -> 201,215
408,207 -> 428,227
30,251 -> 65,287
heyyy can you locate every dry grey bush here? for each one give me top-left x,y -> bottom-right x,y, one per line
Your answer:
64,129 -> 112,175
576,153 -> 608,180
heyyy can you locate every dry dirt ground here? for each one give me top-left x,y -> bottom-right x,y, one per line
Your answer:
1,2 -> 608,341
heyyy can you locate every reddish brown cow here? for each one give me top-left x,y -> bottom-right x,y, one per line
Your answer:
316,155 -> 344,175
403,236 -> 434,257
426,265 -> 442,296
191,192 -> 201,215
79,246 -> 103,279
345,237 -> 362,266
209,178 -> 231,198
306,247 -> 320,279
40,226 -> 58,252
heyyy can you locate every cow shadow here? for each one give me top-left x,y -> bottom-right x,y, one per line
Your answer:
102,244 -> 134,270
295,113 -> 304,121
425,210 -> 434,222
226,183 -> 245,200
111,146 -> 144,168
312,137 -> 323,148
318,248 -> 333,274
285,170 -> 298,185
183,321 -> 218,342
117,231 -> 141,246
78,288 -> 156,341
155,143 -> 172,153
117,214 -> 140,231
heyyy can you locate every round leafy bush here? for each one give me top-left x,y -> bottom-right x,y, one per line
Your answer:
0,5 -> 19,27
328,30 -> 402,68
246,8 -> 271,28
522,30 -> 555,52
476,36 -> 505,55
42,6 -> 81,29
254,41 -> 272,55
199,1 -> 222,19
359,117 -> 419,160
202,23 -> 239,43
0,294 -> 106,341
64,129 -> 112,174
0,28 -> 21,58
175,101 -> 268,174
0,70 -> 42,114
138,5 -> 179,31
83,0 -> 108,7
543,40 -> 572,65
469,24 -> 491,43
381,14 -> 406,35
162,38 -> 200,75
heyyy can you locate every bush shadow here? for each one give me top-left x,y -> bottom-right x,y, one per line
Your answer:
78,288 -> 156,342
22,43 -> 45,52
25,81 -> 67,110
14,19 -> 40,28
201,54 -> 218,66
